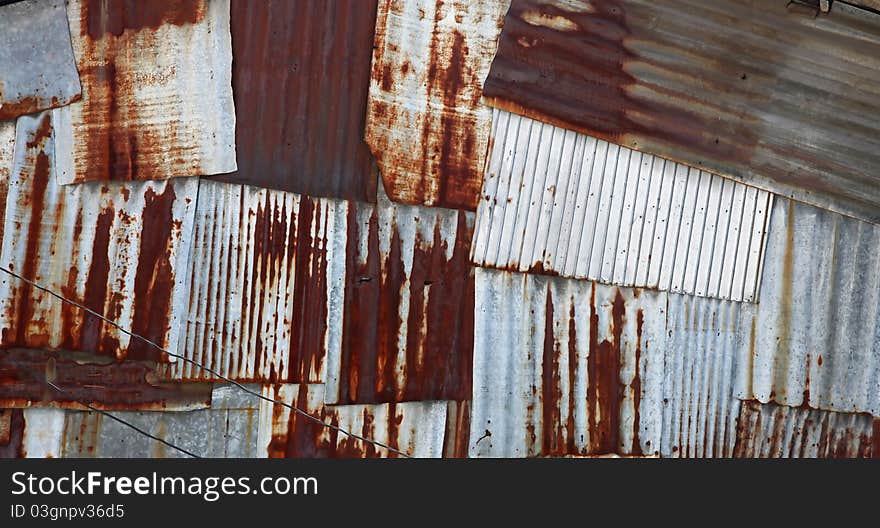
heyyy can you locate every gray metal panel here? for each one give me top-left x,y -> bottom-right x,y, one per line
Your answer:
472,109 -> 773,302
738,198 -> 880,416
0,0 -> 81,119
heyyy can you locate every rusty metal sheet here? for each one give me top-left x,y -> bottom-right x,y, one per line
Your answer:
163,181 -> 474,405
472,108 -> 774,302
0,111 -> 199,361
734,400 -> 878,458
0,349 -> 212,411
0,408 -> 24,457
0,0 -> 82,119
210,0 -> 377,202
365,0 -> 507,209
55,0 -> 236,184
735,198 -> 880,417
483,0 -> 880,224
470,267 -> 751,457
264,384 -> 451,458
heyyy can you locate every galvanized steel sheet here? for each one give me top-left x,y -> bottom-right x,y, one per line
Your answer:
0,0 -> 82,119
212,0 -> 377,202
0,111 -> 199,361
365,0 -> 507,209
472,109 -> 774,302
55,0 -> 236,184
483,0 -> 880,223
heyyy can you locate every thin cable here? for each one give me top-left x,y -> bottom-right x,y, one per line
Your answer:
0,265 -> 411,458
45,380 -> 200,459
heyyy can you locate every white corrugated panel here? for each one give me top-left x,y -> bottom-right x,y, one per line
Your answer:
470,268 -> 752,458
20,408 -> 66,458
54,0 -> 236,184
737,198 -> 880,416
471,109 -> 773,302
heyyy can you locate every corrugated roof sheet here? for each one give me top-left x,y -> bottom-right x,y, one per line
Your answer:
737,197 -> 880,417
56,0 -> 236,184
211,0 -> 377,202
470,267 -> 749,457
734,400 -> 877,458
482,0 -> 880,223
0,111 -> 199,361
472,109 -> 773,302
365,0 -> 507,209
0,0 -> 82,119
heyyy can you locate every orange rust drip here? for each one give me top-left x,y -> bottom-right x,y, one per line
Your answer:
83,0 -> 205,38
587,288 -> 625,454
0,409 -> 24,458
541,289 -> 561,453
631,307 -> 644,455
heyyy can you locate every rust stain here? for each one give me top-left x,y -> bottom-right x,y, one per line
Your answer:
630,307 -> 643,455
83,0 -> 206,38
0,408 -> 24,458
587,288 -> 625,454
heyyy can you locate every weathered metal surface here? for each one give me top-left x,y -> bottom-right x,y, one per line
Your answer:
0,111 -> 199,361
0,0 -> 82,119
0,408 -> 24,457
734,400 -> 877,458
0,349 -> 212,411
365,0 -> 507,210
163,181 -> 474,405
736,198 -> 880,416
0,121 -> 13,245
264,384 -> 450,458
211,0 -> 377,202
472,109 -> 773,302
470,267 -> 750,457
55,0 -> 236,184
63,384 -> 263,458
482,0 -> 880,223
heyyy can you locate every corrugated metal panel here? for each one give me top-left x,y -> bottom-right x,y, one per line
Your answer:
472,109 -> 773,302
737,198 -> 880,416
55,0 -> 236,184
62,384 -> 264,458
734,400 -> 877,458
470,268 -> 750,457
365,0 -> 507,210
482,0 -> 880,224
164,181 -> 474,405
211,0 -> 377,202
20,408 -> 65,458
0,349 -> 212,411
0,121 -> 13,244
0,111 -> 199,361
0,0 -> 81,119
264,384 -> 450,458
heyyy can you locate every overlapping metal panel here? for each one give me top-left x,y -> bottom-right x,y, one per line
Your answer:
482,0 -> 880,223
365,0 -> 507,209
0,0 -> 82,119
472,109 -> 773,302
737,198 -> 880,417
0,111 -> 199,361
734,400 -> 877,458
55,0 -> 236,184
212,0 -> 377,202
470,268 -> 750,457
164,181 -> 474,405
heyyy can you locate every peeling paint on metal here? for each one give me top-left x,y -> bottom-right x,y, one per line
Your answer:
472,109 -> 773,302
737,198 -> 880,417
0,349 -> 212,411
734,400 -> 876,458
264,384 -> 449,458
0,0 -> 82,119
470,268 -> 750,457
211,0 -> 377,202
365,0 -> 508,209
483,0 -> 880,223
55,0 -> 236,184
0,111 -> 199,361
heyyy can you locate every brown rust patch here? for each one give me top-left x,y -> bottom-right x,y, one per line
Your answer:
587,286 -> 625,454
83,0 -> 206,38
0,409 -> 24,458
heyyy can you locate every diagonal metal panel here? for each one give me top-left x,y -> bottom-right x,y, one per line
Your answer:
737,198 -> 880,417
55,0 -> 236,184
365,0 -> 508,209
472,109 -> 773,302
483,0 -> 880,223
0,111 -> 199,361
211,0 -> 377,202
0,0 -> 82,119
734,400 -> 877,458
